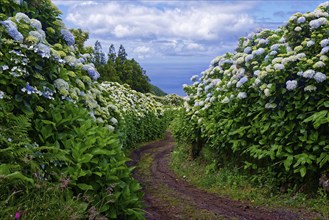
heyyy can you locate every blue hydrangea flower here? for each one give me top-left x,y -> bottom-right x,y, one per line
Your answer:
314,72 -> 326,83
60,29 -> 75,46
41,86 -> 54,100
30,19 -> 42,30
286,80 -> 298,90
1,20 -> 24,42
21,83 -> 41,95
236,76 -> 248,88
35,43 -> 51,58
82,64 -> 100,80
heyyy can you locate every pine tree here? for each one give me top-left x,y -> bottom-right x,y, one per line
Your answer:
108,44 -> 116,63
117,44 -> 127,64
93,40 -> 106,66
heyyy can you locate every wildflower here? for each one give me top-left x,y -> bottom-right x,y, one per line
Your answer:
236,76 -> 248,88
309,17 -> 327,29
286,80 -> 298,90
307,40 -> 315,47
1,20 -> 23,42
297,16 -> 306,24
61,29 -> 75,46
237,92 -> 247,99
304,85 -> 317,91
321,46 -> 329,54
0,91 -> 4,99
295,26 -> 302,31
314,72 -> 326,82
82,64 -> 100,80
15,211 -> 21,220
302,69 -> 315,78
274,63 -> 284,70
321,39 -> 329,47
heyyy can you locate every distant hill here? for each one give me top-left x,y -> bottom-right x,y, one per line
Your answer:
150,84 -> 167,96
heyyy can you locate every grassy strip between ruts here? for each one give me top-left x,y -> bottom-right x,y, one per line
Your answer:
170,144 -> 329,220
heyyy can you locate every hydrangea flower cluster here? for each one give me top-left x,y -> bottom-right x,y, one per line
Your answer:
60,29 -> 75,46
1,20 -> 23,42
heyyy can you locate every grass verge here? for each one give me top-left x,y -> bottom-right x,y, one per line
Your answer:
170,144 -> 329,219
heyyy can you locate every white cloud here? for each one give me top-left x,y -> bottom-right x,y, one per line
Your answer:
58,1 -> 257,57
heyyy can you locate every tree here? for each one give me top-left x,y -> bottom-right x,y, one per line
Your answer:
108,44 -> 116,63
117,44 -> 127,64
93,40 -> 106,66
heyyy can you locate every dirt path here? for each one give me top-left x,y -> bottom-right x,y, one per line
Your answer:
129,132 -> 321,220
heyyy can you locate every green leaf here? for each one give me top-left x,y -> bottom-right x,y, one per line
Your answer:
299,166 -> 307,178
76,183 -> 93,191
284,156 -> 293,171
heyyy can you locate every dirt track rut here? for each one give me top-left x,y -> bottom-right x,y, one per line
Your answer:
130,132 -> 321,220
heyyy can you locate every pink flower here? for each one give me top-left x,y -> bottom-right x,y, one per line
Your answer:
15,212 -> 21,219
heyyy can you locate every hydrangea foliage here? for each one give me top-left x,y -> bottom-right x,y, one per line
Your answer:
174,2 -> 329,187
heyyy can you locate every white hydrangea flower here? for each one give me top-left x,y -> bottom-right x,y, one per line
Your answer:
254,70 -> 260,76
236,57 -> 245,64
309,17 -> 327,29
302,69 -> 315,78
306,40 -> 315,47
0,91 -> 4,99
321,39 -> 329,47
314,72 -> 326,82
264,88 -> 271,97
304,85 -> 317,91
297,16 -> 306,24
295,26 -> 302,31
265,103 -> 277,109
110,117 -> 118,125
236,76 -> 248,88
286,80 -> 298,90
243,47 -> 252,54
245,54 -> 254,63
221,97 -> 230,104
270,51 -> 278,56
237,92 -> 247,99
258,39 -> 269,45
253,48 -> 265,55
314,61 -> 325,68
272,57 -> 283,64
274,63 -> 284,70
320,46 -> 329,54
190,75 -> 199,82
270,44 -> 280,51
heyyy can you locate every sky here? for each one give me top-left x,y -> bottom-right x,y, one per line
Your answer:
52,0 -> 325,95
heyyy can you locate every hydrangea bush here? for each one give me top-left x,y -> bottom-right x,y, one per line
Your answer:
0,0 -> 178,218
174,2 -> 329,189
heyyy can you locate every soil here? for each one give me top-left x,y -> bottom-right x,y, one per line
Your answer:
129,132 -> 323,220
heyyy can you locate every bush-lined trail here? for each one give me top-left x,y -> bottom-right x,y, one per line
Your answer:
130,132 -> 320,220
